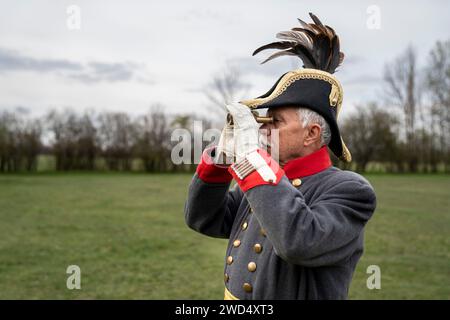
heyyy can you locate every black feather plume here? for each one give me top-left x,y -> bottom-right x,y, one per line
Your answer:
252,13 -> 344,74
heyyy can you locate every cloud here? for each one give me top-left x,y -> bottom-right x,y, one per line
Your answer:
0,47 -> 81,72
0,47 -> 154,84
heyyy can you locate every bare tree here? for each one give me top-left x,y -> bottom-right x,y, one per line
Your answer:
20,118 -> 42,171
0,111 -> 22,172
341,103 -> 400,172
98,112 -> 135,171
77,111 -> 98,170
203,63 -> 251,120
134,105 -> 172,172
425,40 -> 450,172
0,110 -> 42,172
46,109 -> 98,171
384,46 -> 421,172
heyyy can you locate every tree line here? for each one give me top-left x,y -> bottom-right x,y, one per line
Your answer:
0,107 -> 211,173
341,41 -> 449,173
0,41 -> 448,173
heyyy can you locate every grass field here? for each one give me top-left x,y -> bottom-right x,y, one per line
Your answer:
0,173 -> 449,299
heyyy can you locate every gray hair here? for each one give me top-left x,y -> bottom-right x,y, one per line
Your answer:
297,108 -> 331,146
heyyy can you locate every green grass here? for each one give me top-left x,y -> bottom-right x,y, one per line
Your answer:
349,174 -> 450,299
0,173 -> 449,299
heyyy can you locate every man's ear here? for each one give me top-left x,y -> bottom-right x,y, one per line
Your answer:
303,124 -> 322,147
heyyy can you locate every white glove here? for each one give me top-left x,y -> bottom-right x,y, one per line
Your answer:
215,122 -> 234,165
225,102 -> 260,162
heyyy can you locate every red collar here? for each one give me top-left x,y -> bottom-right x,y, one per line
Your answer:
282,146 -> 332,179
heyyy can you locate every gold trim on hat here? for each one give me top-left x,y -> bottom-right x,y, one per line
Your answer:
329,83 -> 340,107
241,69 -> 343,111
240,68 -> 352,163
340,137 -> 352,162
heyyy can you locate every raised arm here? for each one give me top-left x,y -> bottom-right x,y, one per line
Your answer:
184,147 -> 243,239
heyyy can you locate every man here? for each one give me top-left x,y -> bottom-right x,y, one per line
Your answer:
184,13 -> 376,300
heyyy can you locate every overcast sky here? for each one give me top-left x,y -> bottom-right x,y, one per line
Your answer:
0,0 -> 449,119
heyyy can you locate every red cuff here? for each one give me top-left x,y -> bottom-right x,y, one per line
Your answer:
196,147 -> 233,184
228,149 -> 285,192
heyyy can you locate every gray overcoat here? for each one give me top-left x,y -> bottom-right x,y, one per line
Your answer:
184,163 -> 376,300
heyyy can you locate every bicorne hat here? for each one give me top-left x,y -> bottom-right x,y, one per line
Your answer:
240,13 -> 352,162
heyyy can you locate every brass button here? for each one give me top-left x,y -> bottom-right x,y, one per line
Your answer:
249,207 -> 253,213
233,239 -> 241,247
254,243 -> 262,253
224,273 -> 229,282
292,178 -> 302,187
243,282 -> 252,293
260,228 -> 266,237
242,222 -> 248,230
226,256 -> 233,265
248,262 -> 257,272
